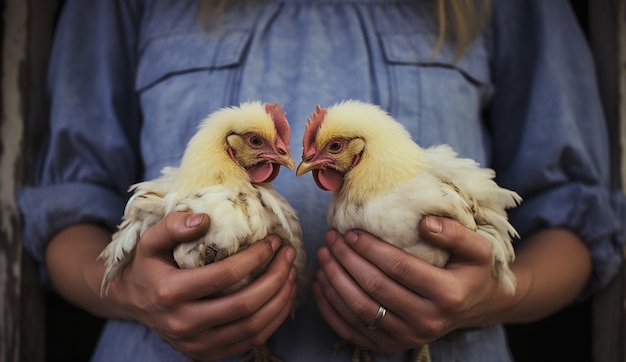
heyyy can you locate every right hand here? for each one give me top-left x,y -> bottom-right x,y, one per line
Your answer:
313,218 -> 502,356
103,212 -> 298,361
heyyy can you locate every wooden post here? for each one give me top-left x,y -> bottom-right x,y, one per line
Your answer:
1,1 -> 60,361
591,0 -> 626,361
1,1 -> 32,360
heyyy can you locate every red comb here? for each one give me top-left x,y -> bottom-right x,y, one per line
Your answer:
303,105 -> 327,154
265,102 -> 290,145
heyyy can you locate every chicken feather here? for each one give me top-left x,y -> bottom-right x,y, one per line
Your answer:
98,101 -> 307,362
297,100 -> 521,361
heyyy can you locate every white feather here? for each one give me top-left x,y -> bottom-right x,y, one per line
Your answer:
98,103 -> 307,303
320,101 -> 521,295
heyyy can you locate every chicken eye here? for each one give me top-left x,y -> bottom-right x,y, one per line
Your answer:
328,141 -> 343,153
248,135 -> 264,148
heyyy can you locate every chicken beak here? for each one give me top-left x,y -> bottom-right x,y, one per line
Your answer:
296,161 -> 316,176
278,155 -> 296,170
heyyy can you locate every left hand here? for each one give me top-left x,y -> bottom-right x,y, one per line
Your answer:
312,216 -> 506,356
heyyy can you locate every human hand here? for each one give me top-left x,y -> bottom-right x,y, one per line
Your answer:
312,216 -> 504,356
102,212 -> 298,361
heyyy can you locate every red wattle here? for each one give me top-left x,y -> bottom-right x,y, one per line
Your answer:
247,163 -> 280,183
313,168 -> 344,191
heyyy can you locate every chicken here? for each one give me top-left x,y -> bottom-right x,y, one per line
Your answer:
296,100 -> 521,362
98,101 -> 307,362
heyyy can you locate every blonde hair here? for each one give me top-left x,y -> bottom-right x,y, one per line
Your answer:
434,0 -> 491,60
201,0 -> 491,60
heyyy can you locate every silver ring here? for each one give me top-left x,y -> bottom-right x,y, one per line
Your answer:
366,305 -> 387,330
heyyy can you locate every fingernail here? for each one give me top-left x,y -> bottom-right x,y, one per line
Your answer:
285,247 -> 296,263
270,236 -> 281,252
317,247 -> 331,264
186,213 -> 204,228
425,217 -> 443,233
326,229 -> 338,245
345,230 -> 358,244
289,267 -> 297,282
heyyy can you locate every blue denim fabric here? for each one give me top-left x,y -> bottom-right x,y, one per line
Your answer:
16,0 -> 625,360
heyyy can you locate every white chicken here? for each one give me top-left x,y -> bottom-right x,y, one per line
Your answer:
296,100 -> 521,362
98,101 -> 307,362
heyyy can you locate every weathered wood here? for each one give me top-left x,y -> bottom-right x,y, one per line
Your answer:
590,0 -> 626,361
619,0 -> 626,358
1,1 -> 31,360
1,1 -> 60,361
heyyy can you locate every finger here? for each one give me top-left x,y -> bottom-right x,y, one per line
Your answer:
419,216 -> 492,264
317,245 -> 377,325
324,231 -> 433,313
317,242 -> 420,346
313,271 -> 410,352
140,212 -> 211,255
211,267 -> 297,348
162,236 -> 283,301
312,277 -> 375,350
181,267 -> 297,361
203,284 -> 295,362
178,246 -> 296,327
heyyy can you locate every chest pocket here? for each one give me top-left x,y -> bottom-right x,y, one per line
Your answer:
379,32 -> 491,160
135,30 -> 252,176
136,30 -> 251,92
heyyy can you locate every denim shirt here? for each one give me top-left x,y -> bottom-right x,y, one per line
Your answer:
17,0 -> 626,361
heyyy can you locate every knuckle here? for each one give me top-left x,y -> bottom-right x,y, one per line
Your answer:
419,319 -> 444,339
139,224 -> 159,246
448,220 -> 466,241
387,256 -> 412,278
348,298 -> 371,318
242,317 -> 264,335
152,285 -> 177,309
363,277 -> 385,297
162,317 -> 193,338
163,213 -> 181,232
218,261 -> 243,285
235,296 -> 259,316
441,287 -> 466,312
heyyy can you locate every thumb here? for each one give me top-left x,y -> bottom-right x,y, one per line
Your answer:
419,216 -> 491,263
140,212 -> 210,255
